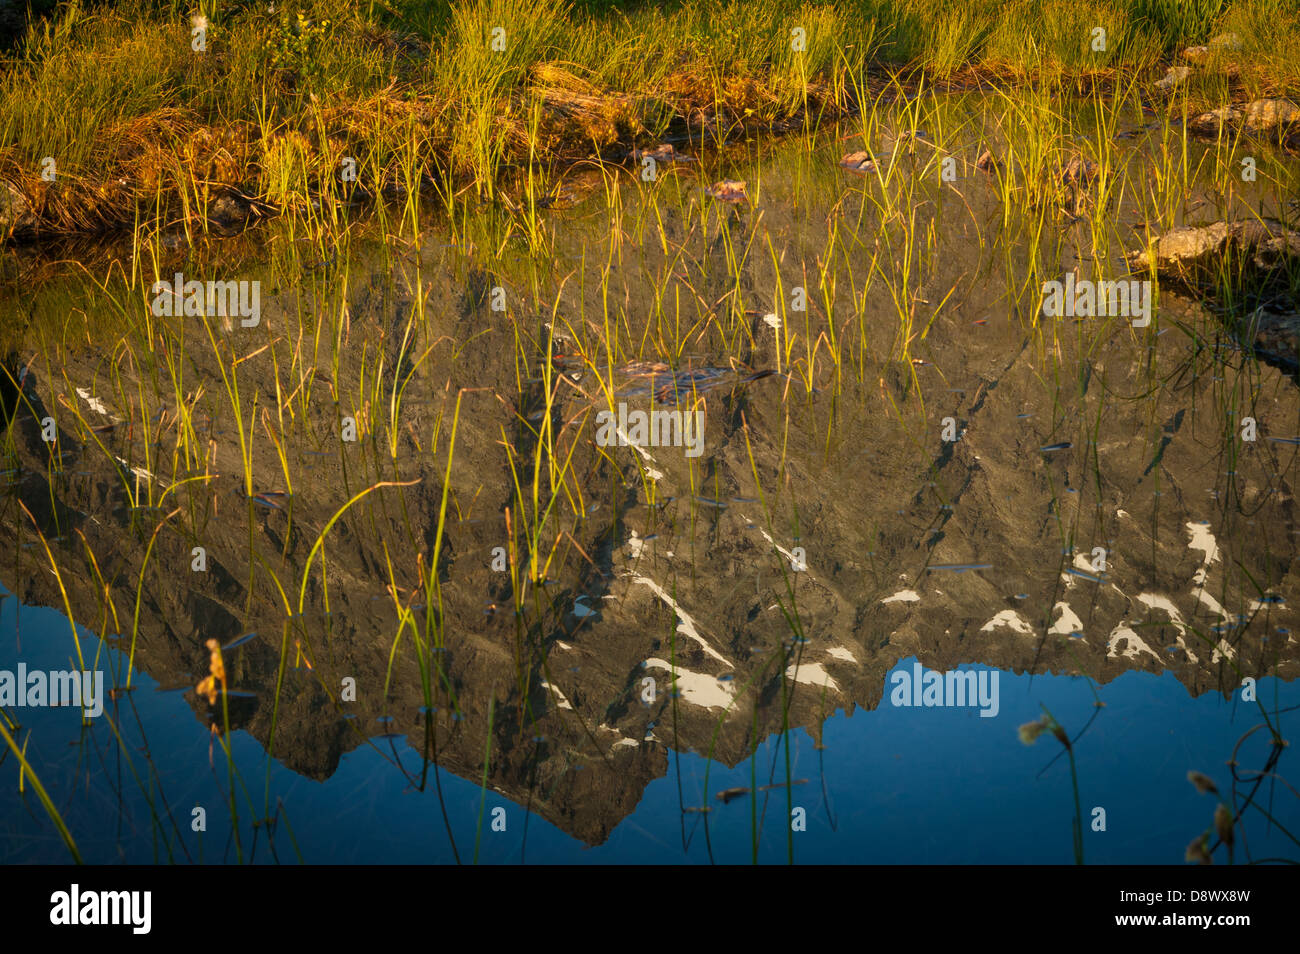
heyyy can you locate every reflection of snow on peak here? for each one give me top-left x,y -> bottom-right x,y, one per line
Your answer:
539,679 -> 574,710
628,575 -> 730,666
1106,623 -> 1163,665
643,658 -> 735,709
882,589 -> 920,604
785,661 -> 839,692
980,610 -> 1034,637
1048,602 -> 1085,641
626,530 -> 646,558
1186,521 -> 1220,586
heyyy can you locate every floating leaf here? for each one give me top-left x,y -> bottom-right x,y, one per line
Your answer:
706,179 -> 747,202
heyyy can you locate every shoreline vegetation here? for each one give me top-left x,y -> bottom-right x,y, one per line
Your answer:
0,0 -> 1297,244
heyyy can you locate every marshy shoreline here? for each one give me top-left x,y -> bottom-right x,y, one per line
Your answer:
1,0 -> 1298,247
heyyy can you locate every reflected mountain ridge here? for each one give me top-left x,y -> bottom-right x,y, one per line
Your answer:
2,117 -> 1297,849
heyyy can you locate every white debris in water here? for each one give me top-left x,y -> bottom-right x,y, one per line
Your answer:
825,646 -> 857,662
115,456 -> 154,482
539,680 -> 574,710
785,661 -> 840,692
75,388 -> 110,416
643,658 -> 735,709
555,640 -> 573,650
1048,602 -> 1084,639
612,738 -> 639,749
610,423 -> 656,464
572,599 -> 597,619
1117,509 -> 1129,518
762,313 -> 781,331
1106,623 -> 1163,665
882,589 -> 921,604
629,576 -> 730,665
980,610 -> 1035,637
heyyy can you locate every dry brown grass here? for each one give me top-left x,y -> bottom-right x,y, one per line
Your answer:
0,107 -> 267,238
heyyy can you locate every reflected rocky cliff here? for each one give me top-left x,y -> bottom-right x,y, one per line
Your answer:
2,120 -> 1297,847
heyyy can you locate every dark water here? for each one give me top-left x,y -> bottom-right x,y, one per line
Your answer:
2,98 -> 1299,864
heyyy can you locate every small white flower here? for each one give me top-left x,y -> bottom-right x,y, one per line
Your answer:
191,14 -> 208,31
